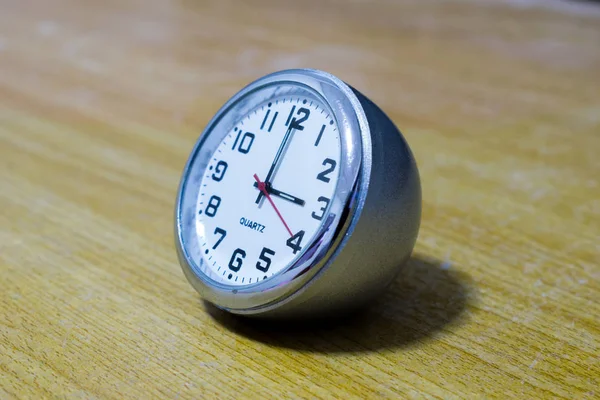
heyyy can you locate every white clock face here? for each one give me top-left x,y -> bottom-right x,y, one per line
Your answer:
195,90 -> 341,286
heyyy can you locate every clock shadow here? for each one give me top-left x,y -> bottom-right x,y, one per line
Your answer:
204,254 -> 475,353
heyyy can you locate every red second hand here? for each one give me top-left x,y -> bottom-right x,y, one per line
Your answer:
253,174 -> 294,237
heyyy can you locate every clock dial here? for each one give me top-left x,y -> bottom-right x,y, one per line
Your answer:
195,92 -> 341,286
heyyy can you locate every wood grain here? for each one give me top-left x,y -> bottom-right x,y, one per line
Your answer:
1,0 -> 599,398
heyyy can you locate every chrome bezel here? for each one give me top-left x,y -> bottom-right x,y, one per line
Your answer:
175,69 -> 371,312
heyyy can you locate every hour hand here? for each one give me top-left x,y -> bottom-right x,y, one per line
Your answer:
253,182 -> 305,206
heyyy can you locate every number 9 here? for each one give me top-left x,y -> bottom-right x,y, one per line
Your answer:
212,160 -> 228,182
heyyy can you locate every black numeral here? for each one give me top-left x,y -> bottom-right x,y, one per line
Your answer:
228,248 -> 246,272
256,247 -> 275,272
285,106 -> 311,130
286,230 -> 305,254
314,124 -> 326,147
212,227 -> 226,249
292,107 -> 310,130
260,109 -> 279,132
232,131 -> 255,154
311,196 -> 330,221
211,160 -> 228,182
204,195 -> 221,217
285,105 -> 297,127
317,159 -> 337,183
260,109 -> 270,130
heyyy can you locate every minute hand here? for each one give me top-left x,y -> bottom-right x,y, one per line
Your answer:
255,121 -> 297,204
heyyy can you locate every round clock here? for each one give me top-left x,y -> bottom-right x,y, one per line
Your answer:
175,69 -> 421,318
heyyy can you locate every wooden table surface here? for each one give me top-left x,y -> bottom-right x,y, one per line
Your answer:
1,0 -> 599,398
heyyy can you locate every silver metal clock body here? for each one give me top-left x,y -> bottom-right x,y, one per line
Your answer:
175,69 -> 421,318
